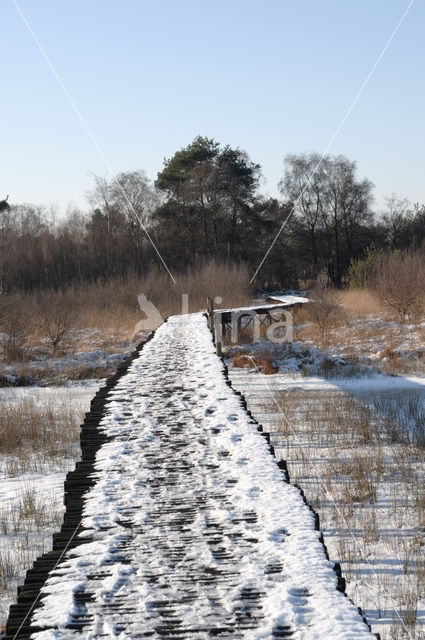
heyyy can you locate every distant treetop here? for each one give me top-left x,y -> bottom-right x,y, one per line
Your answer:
0,195 -> 9,212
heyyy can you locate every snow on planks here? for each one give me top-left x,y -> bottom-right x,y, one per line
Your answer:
5,314 -> 376,640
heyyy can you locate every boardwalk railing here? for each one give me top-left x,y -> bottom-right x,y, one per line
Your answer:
206,298 -> 303,355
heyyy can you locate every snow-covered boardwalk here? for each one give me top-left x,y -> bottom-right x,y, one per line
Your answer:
6,315 -> 374,639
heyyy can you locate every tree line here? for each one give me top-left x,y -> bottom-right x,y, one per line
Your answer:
1,135 -> 424,292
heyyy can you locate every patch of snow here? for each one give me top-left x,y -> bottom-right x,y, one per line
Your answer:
216,302 -> 304,314
0,383 -> 100,406
267,295 -> 310,305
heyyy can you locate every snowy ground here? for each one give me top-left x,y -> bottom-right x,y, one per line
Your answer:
0,384 -> 99,630
297,312 -> 425,376
0,328 -> 138,386
227,334 -> 425,640
0,384 -> 99,405
23,314 -> 373,639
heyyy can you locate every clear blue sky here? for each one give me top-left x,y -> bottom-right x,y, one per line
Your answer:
1,0 -> 423,213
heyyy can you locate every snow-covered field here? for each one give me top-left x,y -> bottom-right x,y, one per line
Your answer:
0,328 -> 135,387
297,312 -> 425,377
228,328 -> 425,639
0,384 -> 99,630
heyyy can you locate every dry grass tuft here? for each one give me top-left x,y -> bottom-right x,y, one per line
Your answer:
232,353 -> 249,368
249,356 -> 278,374
232,352 -> 278,374
0,397 -> 83,472
59,364 -> 113,380
339,288 -> 383,316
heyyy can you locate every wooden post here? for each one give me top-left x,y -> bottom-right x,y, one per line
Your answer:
207,297 -> 214,333
214,311 -> 222,357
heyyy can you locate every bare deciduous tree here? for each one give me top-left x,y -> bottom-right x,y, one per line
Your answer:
381,193 -> 411,249
306,284 -> 343,341
372,251 -> 425,322
279,153 -> 325,280
279,153 -> 373,287
35,293 -> 75,354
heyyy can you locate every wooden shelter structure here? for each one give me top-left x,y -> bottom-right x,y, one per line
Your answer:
206,296 -> 309,355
